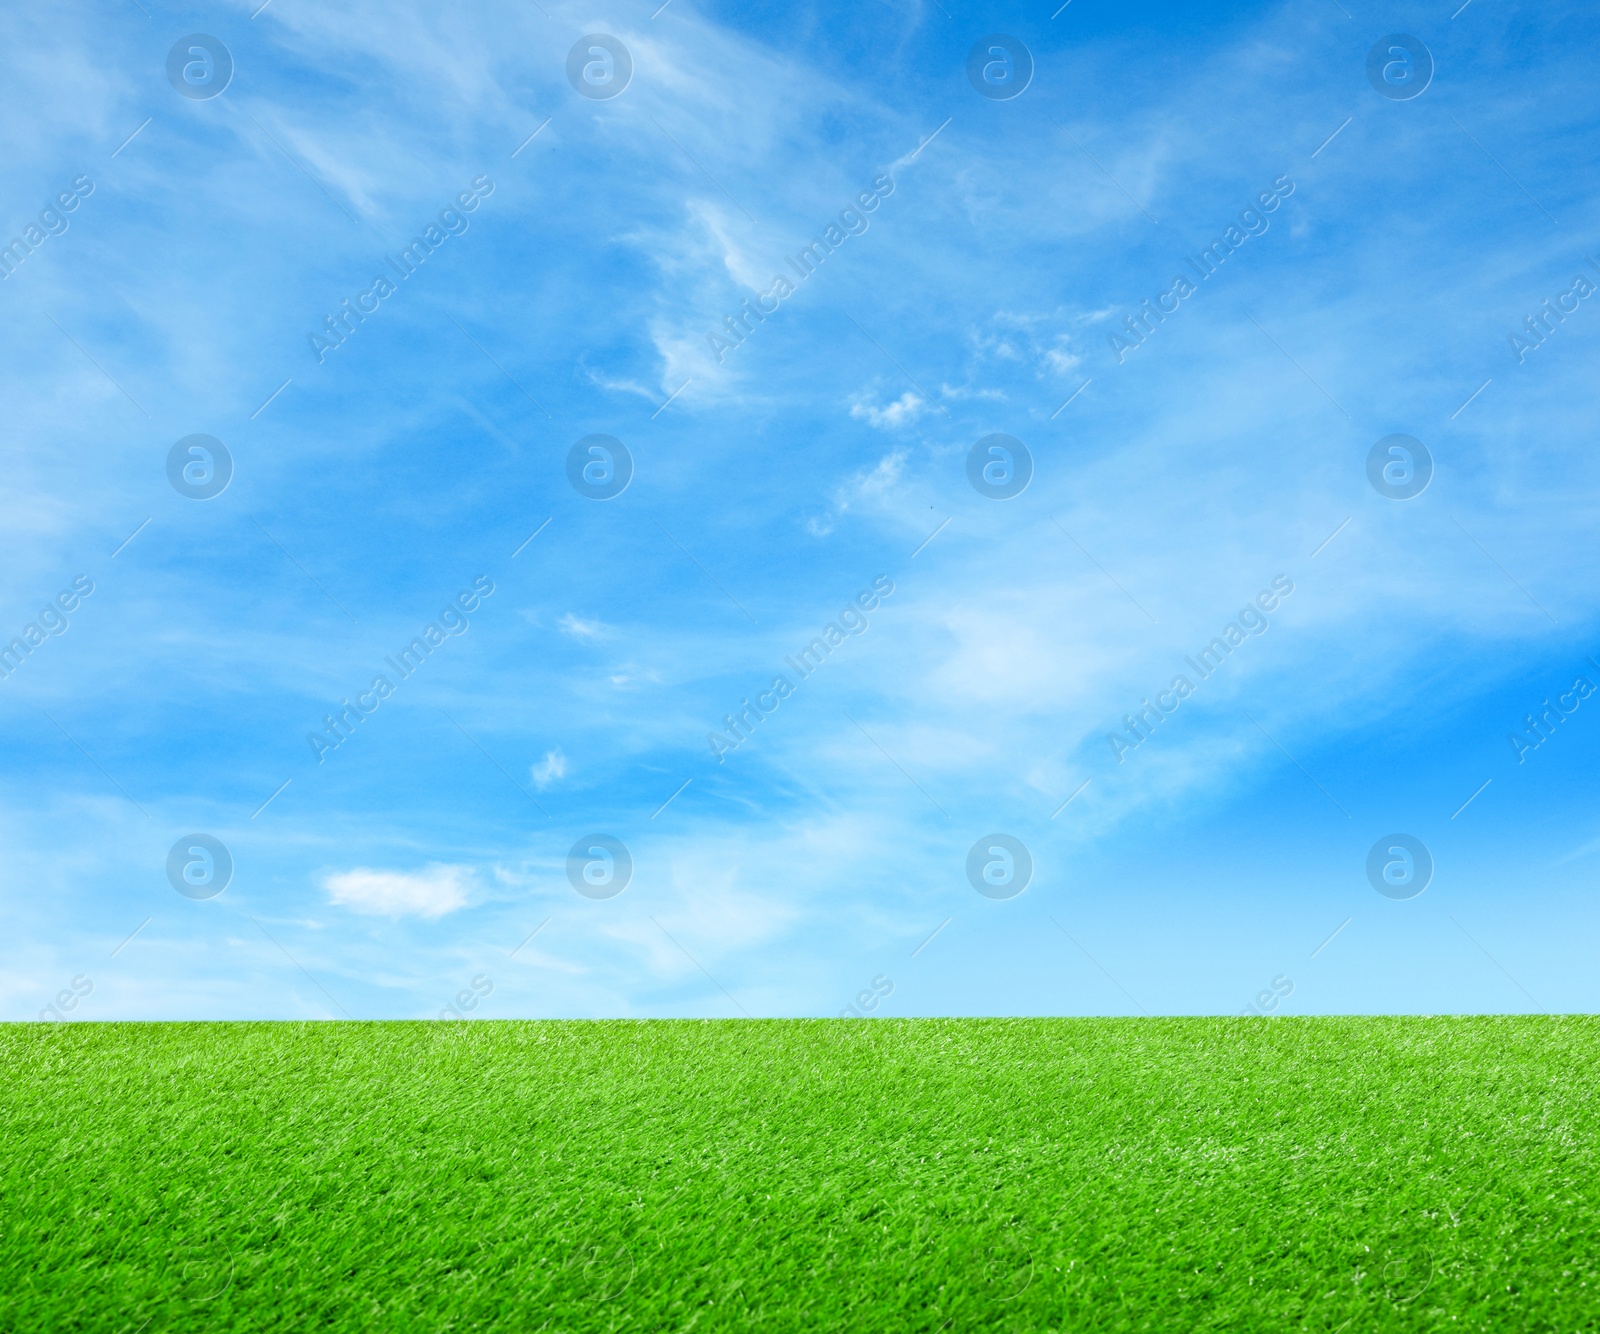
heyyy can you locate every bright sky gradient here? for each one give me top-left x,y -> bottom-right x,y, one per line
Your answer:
4,0 -> 1598,1021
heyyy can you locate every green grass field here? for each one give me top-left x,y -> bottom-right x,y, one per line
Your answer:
3,1018 -> 1596,1331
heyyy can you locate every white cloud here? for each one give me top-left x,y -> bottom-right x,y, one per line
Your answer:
322,865 -> 472,918
559,613 -> 605,639
850,390 -> 925,430
808,448 -> 910,536
578,363 -> 659,404
855,449 -> 908,495
1044,345 -> 1083,376
531,749 -> 567,789
958,311 -> 1087,384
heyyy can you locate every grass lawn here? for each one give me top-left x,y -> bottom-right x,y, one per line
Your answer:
2,1017 -> 1596,1331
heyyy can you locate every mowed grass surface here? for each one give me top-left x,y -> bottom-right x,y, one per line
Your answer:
3,1019 -> 1597,1332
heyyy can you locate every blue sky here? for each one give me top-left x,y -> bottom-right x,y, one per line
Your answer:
4,0 -> 1598,1021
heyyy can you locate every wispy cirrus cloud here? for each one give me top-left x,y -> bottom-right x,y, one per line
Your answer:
323,866 -> 473,919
